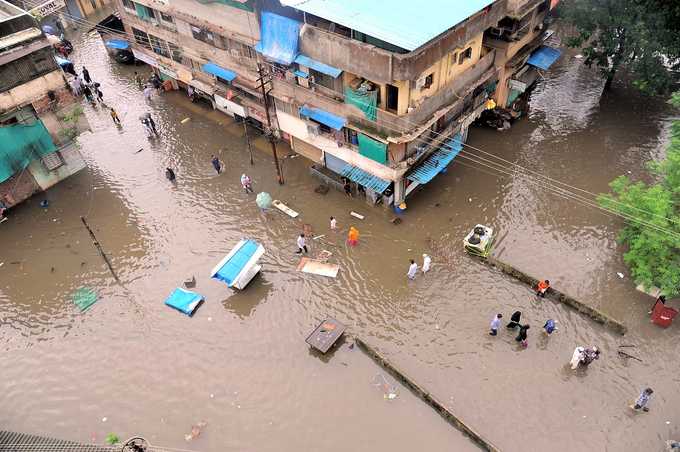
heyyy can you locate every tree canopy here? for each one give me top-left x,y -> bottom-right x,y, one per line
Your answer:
598,93 -> 680,296
560,0 -> 680,94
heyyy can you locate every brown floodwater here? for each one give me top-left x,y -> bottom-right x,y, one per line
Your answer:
1,28 -> 678,452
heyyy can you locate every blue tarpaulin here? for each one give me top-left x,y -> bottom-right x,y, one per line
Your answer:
202,61 -> 237,82
212,239 -> 261,286
527,46 -> 562,70
294,69 -> 308,78
299,105 -> 347,131
254,12 -> 301,65
55,55 -> 71,67
407,134 -> 462,184
294,54 -> 342,78
105,39 -> 129,50
164,288 -> 204,316
340,165 -> 391,193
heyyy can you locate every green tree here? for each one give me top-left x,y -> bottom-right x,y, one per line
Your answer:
560,0 -> 680,94
598,93 -> 680,296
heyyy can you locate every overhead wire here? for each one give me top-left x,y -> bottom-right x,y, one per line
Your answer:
44,7 -> 680,237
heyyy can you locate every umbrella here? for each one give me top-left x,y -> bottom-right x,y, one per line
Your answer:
256,192 -> 272,210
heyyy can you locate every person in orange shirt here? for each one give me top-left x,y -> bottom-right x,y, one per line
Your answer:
347,226 -> 359,246
536,279 -> 550,297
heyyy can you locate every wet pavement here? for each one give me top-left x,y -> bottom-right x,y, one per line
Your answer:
1,28 -> 678,452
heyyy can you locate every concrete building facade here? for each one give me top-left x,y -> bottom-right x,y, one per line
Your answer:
0,0 -> 87,212
114,0 -> 559,207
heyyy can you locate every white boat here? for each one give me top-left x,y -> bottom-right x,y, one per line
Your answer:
210,239 -> 265,290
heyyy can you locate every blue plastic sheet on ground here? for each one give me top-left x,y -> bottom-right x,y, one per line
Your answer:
299,105 -> 347,131
164,288 -> 204,316
254,12 -> 301,65
212,240 -> 260,286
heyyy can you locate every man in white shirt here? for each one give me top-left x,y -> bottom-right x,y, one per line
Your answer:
407,259 -> 418,279
296,234 -> 308,254
330,216 -> 337,230
422,254 -> 432,273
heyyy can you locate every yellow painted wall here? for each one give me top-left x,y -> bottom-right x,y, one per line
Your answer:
406,33 -> 483,108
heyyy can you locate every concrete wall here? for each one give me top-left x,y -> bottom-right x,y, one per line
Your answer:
131,0 -> 259,45
0,167 -> 40,208
297,0 -> 507,84
0,70 -> 65,112
276,110 -> 403,182
28,142 -> 87,191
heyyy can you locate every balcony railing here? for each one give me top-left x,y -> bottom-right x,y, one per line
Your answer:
272,49 -> 496,140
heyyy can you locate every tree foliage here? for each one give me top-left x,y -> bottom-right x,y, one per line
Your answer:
560,0 -> 680,94
598,93 -> 680,296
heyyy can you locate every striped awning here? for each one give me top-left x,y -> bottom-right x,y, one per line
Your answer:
340,164 -> 391,193
406,134 -> 462,184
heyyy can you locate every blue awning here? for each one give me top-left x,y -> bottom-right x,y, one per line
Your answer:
407,134 -> 462,184
294,69 -> 308,78
105,39 -> 129,50
294,54 -> 342,78
527,46 -> 562,70
254,12 -> 301,65
299,105 -> 347,131
340,165 -> 391,193
202,61 -> 237,82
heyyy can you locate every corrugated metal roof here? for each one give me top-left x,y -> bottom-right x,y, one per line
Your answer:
407,134 -> 462,184
299,105 -> 347,130
294,54 -> 342,78
340,165 -> 391,193
527,46 -> 562,70
281,0 -> 494,51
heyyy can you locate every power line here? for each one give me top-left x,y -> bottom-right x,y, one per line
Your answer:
49,8 -> 680,237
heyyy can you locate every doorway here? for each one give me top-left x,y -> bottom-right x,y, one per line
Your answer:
386,84 -> 399,112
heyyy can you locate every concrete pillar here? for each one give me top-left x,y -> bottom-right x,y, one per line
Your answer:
393,178 -> 405,205
460,125 -> 469,143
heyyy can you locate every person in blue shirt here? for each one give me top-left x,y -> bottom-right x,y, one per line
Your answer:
543,319 -> 557,335
632,388 -> 653,412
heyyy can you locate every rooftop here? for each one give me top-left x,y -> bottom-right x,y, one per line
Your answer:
281,0 -> 495,51
0,0 -> 25,21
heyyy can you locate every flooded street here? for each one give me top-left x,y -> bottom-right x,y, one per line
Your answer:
1,28 -> 678,452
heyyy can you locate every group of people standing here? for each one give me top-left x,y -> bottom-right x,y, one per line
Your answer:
70,66 -> 103,105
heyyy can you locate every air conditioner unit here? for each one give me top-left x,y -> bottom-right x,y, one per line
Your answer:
306,121 -> 320,136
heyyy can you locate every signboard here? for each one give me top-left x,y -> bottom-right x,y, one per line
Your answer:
215,94 -> 246,117
132,49 -> 158,67
508,79 -> 527,93
248,105 -> 266,124
30,0 -> 65,19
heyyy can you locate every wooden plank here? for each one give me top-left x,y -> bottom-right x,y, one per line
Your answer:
272,200 -> 299,218
297,257 -> 339,278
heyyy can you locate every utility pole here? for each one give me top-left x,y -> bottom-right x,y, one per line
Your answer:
242,118 -> 253,165
257,63 -> 284,185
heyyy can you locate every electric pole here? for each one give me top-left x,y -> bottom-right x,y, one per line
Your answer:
243,118 -> 253,165
257,63 -> 284,185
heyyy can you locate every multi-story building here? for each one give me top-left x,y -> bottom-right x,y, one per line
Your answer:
116,0 -> 560,207
0,0 -> 87,212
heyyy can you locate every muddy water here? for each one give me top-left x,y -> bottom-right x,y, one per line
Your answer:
1,30 -> 678,452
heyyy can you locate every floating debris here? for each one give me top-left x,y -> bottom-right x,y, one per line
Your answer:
184,421 -> 207,441
72,288 -> 98,312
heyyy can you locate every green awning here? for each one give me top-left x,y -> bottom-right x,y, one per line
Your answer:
0,120 -> 57,183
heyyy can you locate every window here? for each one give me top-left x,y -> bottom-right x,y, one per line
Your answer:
159,12 -> 173,23
122,0 -> 134,9
132,27 -> 149,47
309,69 -> 334,90
386,84 -> 399,112
168,41 -> 182,63
149,34 -> 170,58
458,47 -> 472,64
451,52 -> 458,64
221,36 -> 254,58
134,3 -> 156,21
422,73 -> 433,89
191,25 -> 215,45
